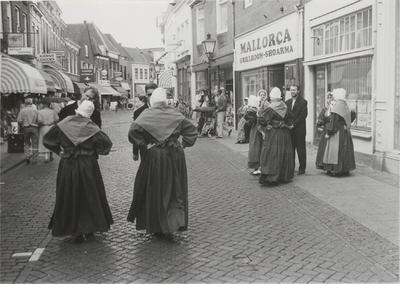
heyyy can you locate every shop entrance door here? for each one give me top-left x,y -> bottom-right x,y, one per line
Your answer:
314,65 -> 326,146
268,65 -> 284,96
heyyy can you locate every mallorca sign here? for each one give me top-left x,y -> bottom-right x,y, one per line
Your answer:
234,13 -> 301,71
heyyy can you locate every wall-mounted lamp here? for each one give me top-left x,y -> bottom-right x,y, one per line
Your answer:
154,62 -> 161,85
280,6 -> 287,13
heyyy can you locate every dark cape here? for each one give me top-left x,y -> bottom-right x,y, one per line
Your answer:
244,108 -> 262,169
257,101 -> 294,182
43,116 -> 113,237
322,104 -> 357,173
315,107 -> 331,169
127,103 -> 197,234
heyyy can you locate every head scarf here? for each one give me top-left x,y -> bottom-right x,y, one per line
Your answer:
332,88 -> 346,101
257,89 -> 267,97
75,100 -> 94,118
269,87 -> 281,100
243,97 -> 249,103
248,95 -> 260,108
150,88 -> 166,106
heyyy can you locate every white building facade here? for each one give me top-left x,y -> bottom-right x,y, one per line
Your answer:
303,0 -> 399,175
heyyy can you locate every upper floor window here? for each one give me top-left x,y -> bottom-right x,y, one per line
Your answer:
85,45 -> 89,57
135,68 -> 138,80
312,7 -> 372,57
140,69 -> 143,80
6,2 -> 12,33
216,0 -> 228,33
244,0 -> 252,9
15,7 -> 20,32
22,13 -> 27,46
144,69 -> 148,80
196,6 -> 205,44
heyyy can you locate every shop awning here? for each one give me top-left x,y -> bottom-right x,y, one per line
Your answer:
37,69 -> 57,92
89,83 -> 120,96
103,86 -> 121,96
73,82 -> 88,95
112,86 -> 128,97
120,82 -> 130,91
1,56 -> 47,94
158,70 -> 173,88
44,68 -> 75,94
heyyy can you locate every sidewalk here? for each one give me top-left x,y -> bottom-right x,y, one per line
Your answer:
0,140 -> 26,175
213,129 -> 399,246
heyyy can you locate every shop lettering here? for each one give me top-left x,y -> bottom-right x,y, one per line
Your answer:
240,29 -> 292,54
240,45 -> 294,63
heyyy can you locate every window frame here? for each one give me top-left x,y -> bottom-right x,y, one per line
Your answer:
216,0 -> 228,34
196,5 -> 205,45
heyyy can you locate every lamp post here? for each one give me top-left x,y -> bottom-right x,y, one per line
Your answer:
154,62 -> 161,85
202,33 -> 216,103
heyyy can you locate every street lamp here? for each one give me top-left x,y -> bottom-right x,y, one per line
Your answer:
154,62 -> 161,85
202,33 -> 216,103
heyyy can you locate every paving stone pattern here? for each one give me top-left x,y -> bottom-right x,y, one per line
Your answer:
1,111 -> 398,283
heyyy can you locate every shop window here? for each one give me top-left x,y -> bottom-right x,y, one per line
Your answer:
312,7 -> 372,57
196,71 -> 206,90
240,68 -> 268,104
327,56 -> 372,130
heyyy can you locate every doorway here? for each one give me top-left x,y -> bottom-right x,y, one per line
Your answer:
267,65 -> 284,96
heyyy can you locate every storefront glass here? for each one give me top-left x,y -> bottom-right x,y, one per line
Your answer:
327,56 -> 372,130
240,68 -> 268,103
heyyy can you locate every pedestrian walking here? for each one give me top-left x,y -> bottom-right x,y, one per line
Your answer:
17,98 -> 39,164
127,88 -> 197,236
236,97 -> 249,144
315,92 -> 334,169
215,89 -> 232,138
258,87 -> 294,184
322,88 -> 357,177
58,86 -> 102,128
245,95 -> 262,175
37,99 -> 59,163
285,84 -> 308,175
43,100 -> 113,242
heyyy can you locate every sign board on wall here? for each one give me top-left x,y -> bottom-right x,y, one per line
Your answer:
8,34 -> 24,47
234,13 -> 302,71
8,47 -> 34,55
50,49 -> 65,57
38,53 -> 57,63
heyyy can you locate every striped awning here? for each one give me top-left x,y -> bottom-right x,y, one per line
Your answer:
158,70 -> 173,88
112,86 -> 128,97
1,56 -> 47,94
43,68 -> 74,94
37,69 -> 57,92
89,83 -> 120,96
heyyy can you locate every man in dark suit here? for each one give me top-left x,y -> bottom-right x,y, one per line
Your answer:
133,83 -> 158,120
285,84 -> 308,175
132,82 -> 158,161
59,86 -> 102,128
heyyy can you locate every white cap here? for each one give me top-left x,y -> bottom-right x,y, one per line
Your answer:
75,100 -> 94,118
248,95 -> 260,108
332,88 -> 346,101
269,87 -> 282,100
150,88 -> 166,106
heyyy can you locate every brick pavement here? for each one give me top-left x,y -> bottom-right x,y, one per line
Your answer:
1,110 -> 398,283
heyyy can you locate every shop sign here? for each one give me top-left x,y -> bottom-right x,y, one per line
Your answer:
38,53 -> 57,63
50,49 -> 65,56
235,13 -> 301,71
81,69 -> 94,76
100,80 -> 110,86
8,34 -> 24,47
114,71 -> 122,77
8,47 -> 34,55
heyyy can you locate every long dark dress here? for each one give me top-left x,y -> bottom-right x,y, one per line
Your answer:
315,107 -> 331,169
127,103 -> 197,234
43,116 -> 113,237
244,108 -> 262,169
322,111 -> 356,173
257,103 -> 294,182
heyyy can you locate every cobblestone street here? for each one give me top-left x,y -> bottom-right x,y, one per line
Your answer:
1,110 -> 399,283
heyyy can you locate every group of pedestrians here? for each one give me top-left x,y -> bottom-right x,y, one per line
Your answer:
242,85 -> 356,185
40,83 -> 197,242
